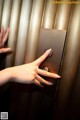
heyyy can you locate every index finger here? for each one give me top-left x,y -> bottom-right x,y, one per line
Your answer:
2,27 -> 10,45
34,49 -> 52,66
0,27 -> 4,43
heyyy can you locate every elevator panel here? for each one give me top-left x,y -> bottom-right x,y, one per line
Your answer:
36,29 -> 66,84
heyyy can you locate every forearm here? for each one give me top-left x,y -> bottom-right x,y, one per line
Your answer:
0,68 -> 12,86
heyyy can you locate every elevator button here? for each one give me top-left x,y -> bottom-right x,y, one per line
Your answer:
42,67 -> 49,72
45,49 -> 53,57
48,49 -> 53,57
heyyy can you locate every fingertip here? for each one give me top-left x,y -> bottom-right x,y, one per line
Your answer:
5,48 -> 13,53
45,48 -> 52,54
44,48 -> 53,58
8,48 -> 13,52
55,75 -> 61,79
34,49 -> 53,66
48,82 -> 53,85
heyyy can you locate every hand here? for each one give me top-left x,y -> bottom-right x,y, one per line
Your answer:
0,27 -> 12,54
10,49 -> 61,87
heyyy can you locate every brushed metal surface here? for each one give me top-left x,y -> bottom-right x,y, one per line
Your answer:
54,0 -> 72,30
25,0 -> 45,63
42,0 -> 57,29
1,0 -> 12,30
36,28 -> 66,83
54,1 -> 80,119
6,0 -> 22,67
14,0 -> 33,66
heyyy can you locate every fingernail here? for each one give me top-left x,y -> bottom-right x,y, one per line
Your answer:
7,48 -> 11,50
46,48 -> 52,53
48,82 -> 53,85
56,75 -> 61,78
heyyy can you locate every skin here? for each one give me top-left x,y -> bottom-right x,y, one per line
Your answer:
0,27 -> 61,87
0,27 -> 12,53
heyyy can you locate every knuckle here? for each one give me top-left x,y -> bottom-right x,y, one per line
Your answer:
31,73 -> 36,81
32,71 -> 36,76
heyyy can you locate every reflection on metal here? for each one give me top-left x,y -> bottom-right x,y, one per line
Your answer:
25,0 -> 45,63
1,0 -> 12,30
42,0 -> 57,29
0,0 -> 4,28
14,0 -> 33,66
36,29 -> 66,74
54,0 -> 72,30
6,0 -> 22,67
55,2 -> 80,119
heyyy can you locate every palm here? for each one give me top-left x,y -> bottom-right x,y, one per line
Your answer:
0,27 -> 12,54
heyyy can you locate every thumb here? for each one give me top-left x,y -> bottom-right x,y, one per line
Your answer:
0,48 -> 12,54
34,49 -> 52,66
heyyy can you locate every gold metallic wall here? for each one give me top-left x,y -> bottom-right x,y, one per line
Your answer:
1,0 -> 12,30
0,0 -> 80,119
15,0 -> 33,65
6,0 -> 22,67
54,1 -> 80,119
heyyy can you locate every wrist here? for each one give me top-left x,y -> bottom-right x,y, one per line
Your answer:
6,67 -> 17,82
0,67 -> 13,86
5,68 -> 13,81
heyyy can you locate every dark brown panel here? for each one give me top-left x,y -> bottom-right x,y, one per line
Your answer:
36,28 -> 66,83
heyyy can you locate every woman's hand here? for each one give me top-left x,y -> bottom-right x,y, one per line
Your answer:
10,49 -> 61,87
0,27 -> 61,87
0,27 -> 12,54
